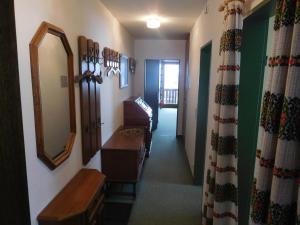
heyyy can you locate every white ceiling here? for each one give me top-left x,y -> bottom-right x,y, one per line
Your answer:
100,0 -> 206,39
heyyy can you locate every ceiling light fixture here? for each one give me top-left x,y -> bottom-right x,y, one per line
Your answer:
146,17 -> 161,29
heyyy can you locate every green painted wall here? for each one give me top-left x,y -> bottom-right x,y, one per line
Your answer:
238,1 -> 275,224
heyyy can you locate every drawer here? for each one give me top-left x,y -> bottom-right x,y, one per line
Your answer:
87,191 -> 104,223
89,204 -> 104,225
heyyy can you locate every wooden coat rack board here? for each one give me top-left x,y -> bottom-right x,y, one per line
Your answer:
78,36 -> 102,165
103,47 -> 120,75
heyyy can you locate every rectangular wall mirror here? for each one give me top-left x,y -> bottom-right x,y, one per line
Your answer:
120,55 -> 129,88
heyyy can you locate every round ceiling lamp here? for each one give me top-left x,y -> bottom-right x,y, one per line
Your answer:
146,17 -> 161,29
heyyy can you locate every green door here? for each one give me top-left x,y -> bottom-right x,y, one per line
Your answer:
194,42 -> 212,185
238,1 -> 275,223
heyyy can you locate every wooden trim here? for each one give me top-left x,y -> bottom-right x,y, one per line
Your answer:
29,21 -> 76,170
78,36 -> 102,165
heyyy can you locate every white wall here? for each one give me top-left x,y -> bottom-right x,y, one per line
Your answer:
14,0 -> 134,224
184,0 -> 223,174
184,0 -> 268,174
133,39 -> 186,135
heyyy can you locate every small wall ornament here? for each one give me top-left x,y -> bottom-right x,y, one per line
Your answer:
129,57 -> 136,74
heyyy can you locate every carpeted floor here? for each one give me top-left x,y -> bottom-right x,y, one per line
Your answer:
127,108 -> 202,225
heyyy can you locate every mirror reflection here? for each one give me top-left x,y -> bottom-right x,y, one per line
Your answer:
38,33 -> 70,159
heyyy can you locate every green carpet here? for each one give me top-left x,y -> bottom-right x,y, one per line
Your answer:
128,109 -> 202,225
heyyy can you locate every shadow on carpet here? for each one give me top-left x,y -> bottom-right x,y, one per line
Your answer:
103,202 -> 133,225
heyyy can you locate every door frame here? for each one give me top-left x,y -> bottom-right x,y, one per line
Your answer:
160,60 -> 180,108
238,1 -> 275,223
194,41 -> 212,185
144,59 -> 181,135
144,59 -> 160,130
0,1 -> 31,224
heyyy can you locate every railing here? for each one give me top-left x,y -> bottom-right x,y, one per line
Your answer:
163,89 -> 178,106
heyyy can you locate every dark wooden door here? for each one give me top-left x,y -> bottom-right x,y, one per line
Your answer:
144,59 -> 160,130
194,42 -> 212,185
0,1 -> 31,224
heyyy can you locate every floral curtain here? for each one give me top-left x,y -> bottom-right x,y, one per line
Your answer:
250,0 -> 300,224
202,1 -> 244,225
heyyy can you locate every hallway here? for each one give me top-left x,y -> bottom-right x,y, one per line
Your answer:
5,1 -> 297,225
128,108 -> 202,225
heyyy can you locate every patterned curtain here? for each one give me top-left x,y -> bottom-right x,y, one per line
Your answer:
202,1 -> 244,225
250,0 -> 300,224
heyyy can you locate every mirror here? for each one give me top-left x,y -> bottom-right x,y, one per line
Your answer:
119,55 -> 129,88
39,34 -> 70,160
30,22 -> 76,170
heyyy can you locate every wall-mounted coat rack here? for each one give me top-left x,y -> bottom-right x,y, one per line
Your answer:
129,57 -> 136,74
78,36 -> 102,165
103,47 -> 120,76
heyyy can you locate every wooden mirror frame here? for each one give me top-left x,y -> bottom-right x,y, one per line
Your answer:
29,22 -> 76,170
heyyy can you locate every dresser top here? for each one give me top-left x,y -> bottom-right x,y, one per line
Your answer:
102,126 -> 144,151
37,169 -> 105,221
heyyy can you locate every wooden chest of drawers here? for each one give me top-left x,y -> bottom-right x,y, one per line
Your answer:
101,127 -> 145,189
123,97 -> 152,156
37,169 -> 106,225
